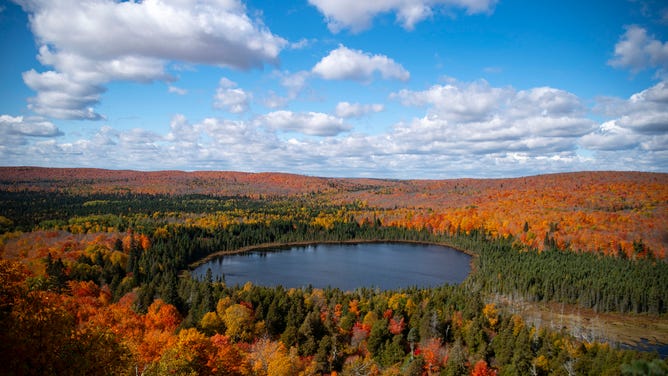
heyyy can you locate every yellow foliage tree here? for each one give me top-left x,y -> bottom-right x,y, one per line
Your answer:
482,303 -> 498,329
223,304 -> 255,342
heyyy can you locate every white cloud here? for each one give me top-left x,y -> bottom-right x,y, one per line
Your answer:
609,25 -> 668,74
214,78 -> 252,113
308,0 -> 497,32
395,80 -> 587,123
168,85 -> 188,95
279,71 -> 311,95
262,93 -> 290,110
13,0 -> 286,119
335,102 -> 384,118
0,114 -> 62,138
118,128 -> 162,147
0,114 -> 62,163
391,79 -> 596,157
289,38 -> 316,50
312,45 -> 410,82
257,110 -> 351,136
22,68 -> 107,120
3,81 -> 667,178
584,80 -> 668,151
393,79 -> 510,122
580,121 -> 641,151
166,114 -> 199,144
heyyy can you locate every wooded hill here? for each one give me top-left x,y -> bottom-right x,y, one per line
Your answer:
2,167 -> 666,259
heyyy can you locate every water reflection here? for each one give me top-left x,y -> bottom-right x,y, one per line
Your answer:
193,242 -> 471,291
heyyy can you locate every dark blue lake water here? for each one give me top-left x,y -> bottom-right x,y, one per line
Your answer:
192,242 -> 471,290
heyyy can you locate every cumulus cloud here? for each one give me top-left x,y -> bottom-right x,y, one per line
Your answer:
308,0 -> 497,33
0,115 -> 62,146
214,78 -> 252,113
335,102 -> 384,118
609,25 -> 668,74
12,0 -> 286,119
165,114 -> 198,144
312,45 -> 410,82
22,67 -> 108,120
584,80 -> 668,151
393,79 -> 510,122
391,80 -> 596,156
257,110 -> 351,136
580,121 -> 642,151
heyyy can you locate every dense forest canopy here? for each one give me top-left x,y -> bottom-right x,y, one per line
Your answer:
0,167 -> 667,375
2,167 -> 666,259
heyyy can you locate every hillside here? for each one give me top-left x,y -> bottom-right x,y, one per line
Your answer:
1,167 -> 666,259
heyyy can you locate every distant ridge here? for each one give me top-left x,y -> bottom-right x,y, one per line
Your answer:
0,167 -> 664,199
1,166 -> 666,259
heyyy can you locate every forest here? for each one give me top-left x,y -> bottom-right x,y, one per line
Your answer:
0,167 -> 667,375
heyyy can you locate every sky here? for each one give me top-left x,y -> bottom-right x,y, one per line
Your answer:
0,0 -> 667,179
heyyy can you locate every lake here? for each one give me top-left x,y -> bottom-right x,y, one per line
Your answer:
192,242 -> 472,290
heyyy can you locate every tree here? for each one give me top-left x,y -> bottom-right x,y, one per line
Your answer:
482,303 -> 498,329
201,311 -> 224,335
222,303 -> 255,342
407,327 -> 419,360
249,338 -> 302,376
0,259 -> 131,375
442,338 -> 467,376
208,334 -> 249,376
145,299 -> 181,332
471,360 -> 496,376
367,317 -> 389,357
45,253 -> 67,291
299,311 -> 325,355
147,330 -> 198,374
420,338 -> 446,374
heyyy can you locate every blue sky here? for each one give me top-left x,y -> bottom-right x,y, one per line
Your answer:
1,0 -> 667,178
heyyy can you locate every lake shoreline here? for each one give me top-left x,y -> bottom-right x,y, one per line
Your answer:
188,238 -> 474,269
189,241 -> 472,291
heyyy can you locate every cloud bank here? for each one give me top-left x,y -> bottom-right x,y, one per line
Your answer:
3,80 -> 665,178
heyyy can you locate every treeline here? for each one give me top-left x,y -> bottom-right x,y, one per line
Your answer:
0,191 -> 273,232
472,239 -> 668,314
